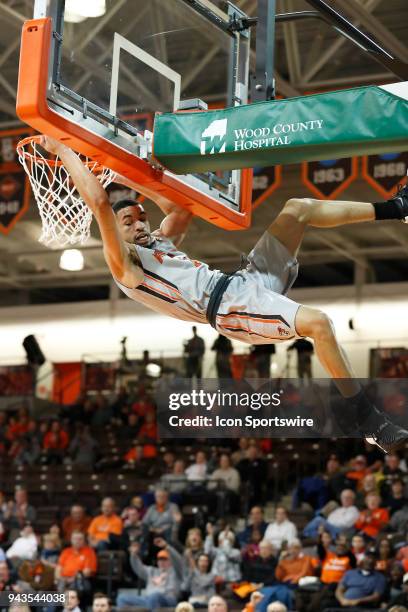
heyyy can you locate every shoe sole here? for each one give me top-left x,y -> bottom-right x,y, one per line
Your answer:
365,435 -> 407,453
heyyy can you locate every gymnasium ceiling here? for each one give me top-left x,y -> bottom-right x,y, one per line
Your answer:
0,0 -> 407,302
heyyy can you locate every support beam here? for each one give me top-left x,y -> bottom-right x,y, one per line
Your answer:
74,6 -> 150,90
336,0 -> 408,63
301,0 -> 383,84
281,0 -> 302,85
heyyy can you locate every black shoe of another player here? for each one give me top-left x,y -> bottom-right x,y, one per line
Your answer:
363,409 -> 408,453
390,179 -> 408,223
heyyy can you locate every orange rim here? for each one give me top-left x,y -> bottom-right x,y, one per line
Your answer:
16,135 -> 105,173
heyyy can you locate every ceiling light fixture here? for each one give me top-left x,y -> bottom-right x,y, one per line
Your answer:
59,249 -> 84,272
65,0 -> 106,23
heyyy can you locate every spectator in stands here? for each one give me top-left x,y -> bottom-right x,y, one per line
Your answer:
292,468 -> 329,512
237,444 -> 268,506
4,489 -> 36,535
330,553 -> 386,611
142,488 -> 181,546
211,334 -> 233,379
375,537 -> 395,575
117,539 -> 183,610
232,438 -> 249,465
324,456 -> 352,502
42,420 -> 69,464
183,552 -> 216,607
266,604 -> 287,612
382,454 -> 405,491
251,344 -> 276,378
123,442 -> 150,470
119,413 -> 140,441
121,507 -> 142,548
6,524 -> 38,562
40,532 -> 61,566
345,455 -> 370,488
139,410 -> 158,442
275,539 -> 314,584
355,473 -> 379,509
209,454 -> 240,493
161,459 -> 188,494
387,571 -> 408,609
121,496 -> 146,522
87,498 -> 123,551
264,507 -> 297,551
257,539 -> 314,611
204,524 -> 241,583
186,451 -> 208,482
295,539 -> 356,612
386,478 -> 407,515
351,534 -> 366,565
68,426 -> 98,467
5,409 -> 34,442
55,531 -> 97,595
389,507 -> 408,535
62,588 -> 81,612
0,560 -> 33,600
238,506 -> 268,548
385,563 -> 404,605
92,593 -> 111,612
184,326 -> 205,380
62,506 -> 91,543
175,603 -> 194,612
241,539 -> 277,584
161,451 -> 176,473
303,489 -> 359,539
354,492 -> 389,540
18,554 -> 55,591
208,595 -> 227,612
184,528 -> 204,566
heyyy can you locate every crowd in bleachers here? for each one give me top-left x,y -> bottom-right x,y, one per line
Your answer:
0,392 -> 408,612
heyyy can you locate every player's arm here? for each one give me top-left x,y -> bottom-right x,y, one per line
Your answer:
39,136 -> 143,287
116,174 -> 192,246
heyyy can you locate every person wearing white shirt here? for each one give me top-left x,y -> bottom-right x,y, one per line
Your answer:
264,507 -> 298,551
6,524 -> 38,561
185,451 -> 208,482
303,489 -> 359,539
209,455 -> 241,493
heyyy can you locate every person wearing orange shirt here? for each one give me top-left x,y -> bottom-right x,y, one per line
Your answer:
275,540 -> 314,585
354,493 -> 389,540
139,412 -> 157,442
88,498 -> 123,551
56,531 -> 97,593
295,540 -> 356,612
42,420 -> 69,464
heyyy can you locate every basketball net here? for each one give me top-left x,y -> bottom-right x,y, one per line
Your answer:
17,135 -> 116,247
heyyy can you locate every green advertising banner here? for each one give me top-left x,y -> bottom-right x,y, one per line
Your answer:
153,84 -> 408,174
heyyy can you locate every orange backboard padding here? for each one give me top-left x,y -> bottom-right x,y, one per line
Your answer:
16,18 -> 252,231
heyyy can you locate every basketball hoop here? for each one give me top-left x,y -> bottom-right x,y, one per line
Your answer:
17,135 -> 116,247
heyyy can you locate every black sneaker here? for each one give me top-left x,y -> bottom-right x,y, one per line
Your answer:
391,179 -> 408,223
363,412 -> 408,453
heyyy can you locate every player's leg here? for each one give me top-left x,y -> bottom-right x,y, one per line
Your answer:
269,183 -> 408,257
295,304 -> 408,452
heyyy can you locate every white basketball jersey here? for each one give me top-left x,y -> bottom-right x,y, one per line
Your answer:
115,233 -> 223,323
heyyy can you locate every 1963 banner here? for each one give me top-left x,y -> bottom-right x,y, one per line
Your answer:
0,129 -> 31,235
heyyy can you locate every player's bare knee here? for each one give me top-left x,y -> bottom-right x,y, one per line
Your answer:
296,306 -> 333,340
282,198 -> 314,224
310,310 -> 335,342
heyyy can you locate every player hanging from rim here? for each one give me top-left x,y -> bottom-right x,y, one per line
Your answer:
39,135 -> 408,453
